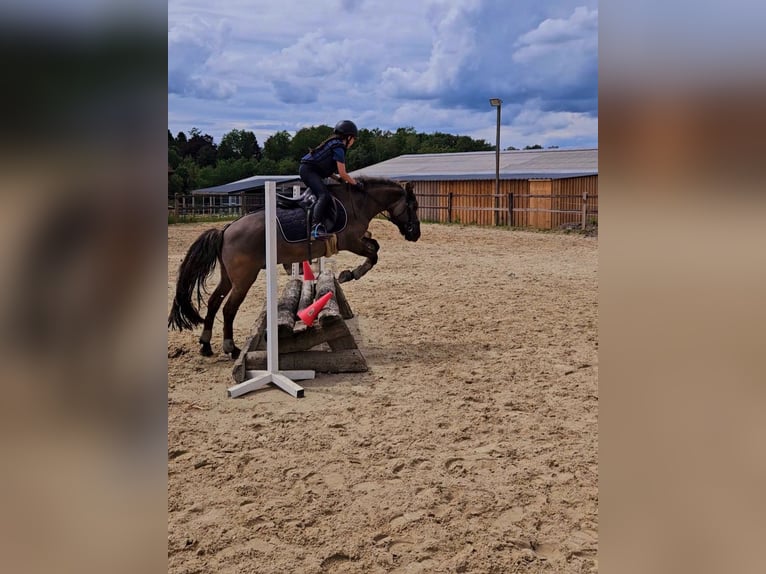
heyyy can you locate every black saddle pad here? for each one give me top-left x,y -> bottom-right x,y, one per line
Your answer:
275,196 -> 348,243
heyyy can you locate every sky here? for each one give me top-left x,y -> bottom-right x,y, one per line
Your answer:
168,0 -> 598,151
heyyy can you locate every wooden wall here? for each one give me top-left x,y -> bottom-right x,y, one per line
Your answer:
551,175 -> 599,228
410,175 -> 597,229
413,179 -> 529,226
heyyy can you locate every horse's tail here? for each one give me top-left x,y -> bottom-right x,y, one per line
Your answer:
168,228 -> 223,331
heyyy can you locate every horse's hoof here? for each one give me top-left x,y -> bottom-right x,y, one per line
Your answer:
338,270 -> 353,283
229,346 -> 241,360
200,343 -> 214,356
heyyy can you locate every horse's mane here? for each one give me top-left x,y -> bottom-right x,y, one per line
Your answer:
357,176 -> 403,187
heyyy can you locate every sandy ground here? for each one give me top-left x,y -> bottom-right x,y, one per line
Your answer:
168,219 -> 598,573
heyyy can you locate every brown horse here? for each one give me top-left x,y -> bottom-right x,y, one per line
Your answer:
168,177 -> 420,358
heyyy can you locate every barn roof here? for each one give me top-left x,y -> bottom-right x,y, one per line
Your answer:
350,148 -> 597,181
192,174 -> 299,195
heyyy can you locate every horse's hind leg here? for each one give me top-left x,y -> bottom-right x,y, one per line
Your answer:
221,270 -> 259,360
198,268 -> 232,356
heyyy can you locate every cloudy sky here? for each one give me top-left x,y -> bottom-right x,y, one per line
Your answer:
168,0 -> 598,150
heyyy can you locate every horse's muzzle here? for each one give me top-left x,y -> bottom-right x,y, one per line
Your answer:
405,222 -> 421,241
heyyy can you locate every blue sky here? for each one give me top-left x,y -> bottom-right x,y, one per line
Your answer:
168,0 -> 598,150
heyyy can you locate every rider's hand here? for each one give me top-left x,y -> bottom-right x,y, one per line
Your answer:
354,181 -> 364,191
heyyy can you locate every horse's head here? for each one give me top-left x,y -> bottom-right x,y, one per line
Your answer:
387,181 -> 421,241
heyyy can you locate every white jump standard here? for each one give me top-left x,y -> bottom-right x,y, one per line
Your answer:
227,181 -> 315,399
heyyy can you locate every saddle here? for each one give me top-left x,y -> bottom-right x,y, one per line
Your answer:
276,190 -> 316,211
273,189 -> 348,243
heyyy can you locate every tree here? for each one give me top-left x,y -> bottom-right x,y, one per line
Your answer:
173,157 -> 201,193
524,144 -> 543,150
262,130 -> 292,162
290,125 -> 333,161
219,129 -> 262,161
184,127 -> 218,166
254,158 -> 279,174
168,147 -> 181,169
391,127 -> 420,156
175,131 -> 188,156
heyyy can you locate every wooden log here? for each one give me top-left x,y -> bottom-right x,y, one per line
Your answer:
277,278 -> 302,337
327,333 -> 359,351
333,276 -> 354,320
272,320 -> 355,354
298,278 -> 314,313
316,270 -> 342,327
232,307 -> 267,383
245,349 -> 368,373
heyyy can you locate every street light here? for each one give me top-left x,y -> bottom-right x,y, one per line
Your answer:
489,98 -> 502,225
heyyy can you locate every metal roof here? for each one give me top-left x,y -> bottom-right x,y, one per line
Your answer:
192,175 -> 300,195
350,148 -> 597,181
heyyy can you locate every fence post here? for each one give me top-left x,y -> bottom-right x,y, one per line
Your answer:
447,192 -> 453,223
581,191 -> 588,230
173,193 -> 179,219
507,192 -> 513,227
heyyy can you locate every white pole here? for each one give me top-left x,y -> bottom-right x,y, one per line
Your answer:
264,180 -> 279,373
292,185 -> 301,278
227,181 -> 314,399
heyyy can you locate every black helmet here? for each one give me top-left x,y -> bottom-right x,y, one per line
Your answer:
333,120 -> 358,137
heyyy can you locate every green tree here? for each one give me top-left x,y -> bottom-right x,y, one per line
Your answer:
277,158 -> 299,174
168,173 -> 185,196
175,131 -> 188,156
524,144 -> 543,150
263,130 -> 292,162
391,127 -> 421,156
219,129 -> 261,161
168,147 -> 181,169
180,127 -> 218,166
290,125 -> 333,161
254,158 -> 280,174
173,157 -> 201,192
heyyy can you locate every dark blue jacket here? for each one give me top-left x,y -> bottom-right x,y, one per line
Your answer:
300,138 -> 346,178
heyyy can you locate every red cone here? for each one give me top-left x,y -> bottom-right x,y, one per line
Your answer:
302,260 -> 316,281
297,291 -> 333,327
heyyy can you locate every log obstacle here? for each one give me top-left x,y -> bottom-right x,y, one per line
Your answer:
232,267 -> 368,385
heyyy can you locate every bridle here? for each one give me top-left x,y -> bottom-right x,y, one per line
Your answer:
364,183 -> 417,236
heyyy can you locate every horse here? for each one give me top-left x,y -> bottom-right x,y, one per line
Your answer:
168,177 -> 420,358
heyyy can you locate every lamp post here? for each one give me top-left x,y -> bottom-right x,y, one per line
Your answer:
489,98 -> 502,225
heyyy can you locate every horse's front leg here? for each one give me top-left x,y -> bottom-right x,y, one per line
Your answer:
338,236 -> 380,283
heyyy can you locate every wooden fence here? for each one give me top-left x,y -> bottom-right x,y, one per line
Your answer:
169,192 -> 267,220
170,177 -> 598,230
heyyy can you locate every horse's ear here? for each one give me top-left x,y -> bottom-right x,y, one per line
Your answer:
405,181 -> 414,192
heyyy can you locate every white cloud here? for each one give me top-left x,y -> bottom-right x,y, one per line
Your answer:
381,0 -> 480,98
168,15 -> 236,99
511,101 -> 598,145
513,6 -> 597,65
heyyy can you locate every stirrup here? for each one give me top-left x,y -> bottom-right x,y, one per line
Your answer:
311,224 -> 327,239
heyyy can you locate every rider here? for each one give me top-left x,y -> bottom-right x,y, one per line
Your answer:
299,120 -> 363,238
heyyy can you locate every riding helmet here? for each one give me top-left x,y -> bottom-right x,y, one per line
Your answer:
333,120 -> 358,138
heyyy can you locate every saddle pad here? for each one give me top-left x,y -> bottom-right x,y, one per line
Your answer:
275,196 -> 348,243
